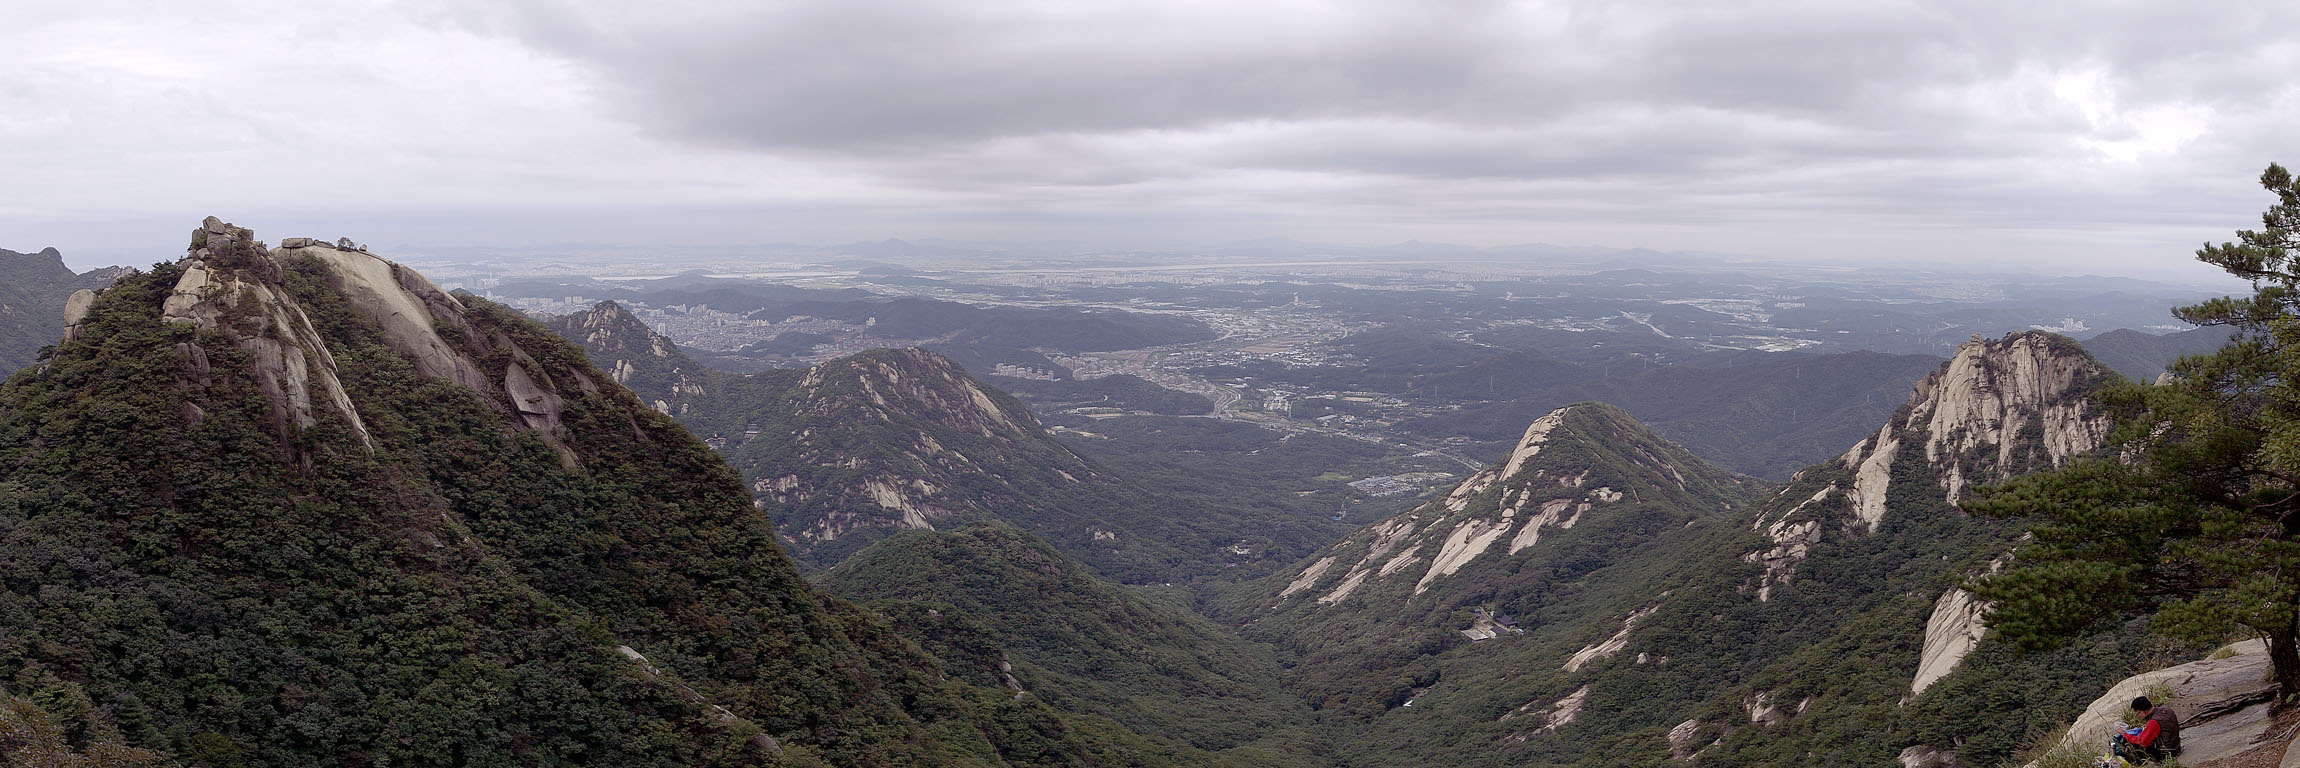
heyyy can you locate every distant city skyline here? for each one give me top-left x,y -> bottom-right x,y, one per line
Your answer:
6,1 -> 2293,284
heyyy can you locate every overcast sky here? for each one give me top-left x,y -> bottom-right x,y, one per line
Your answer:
3,0 -> 2292,281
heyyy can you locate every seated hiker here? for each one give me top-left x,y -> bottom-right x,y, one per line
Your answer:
2112,696 -> 2180,763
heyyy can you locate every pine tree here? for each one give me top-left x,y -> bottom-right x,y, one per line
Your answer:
1971,163 -> 2300,695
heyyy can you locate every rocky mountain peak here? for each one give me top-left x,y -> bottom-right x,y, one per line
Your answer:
80,217 -> 600,466
542,301 -> 710,416
161,217 -> 373,457
1729,330 -> 2120,718
1750,332 -> 2111,598
760,347 -> 1106,551
1275,401 -> 1749,606
565,301 -> 679,360
1904,331 -> 2111,502
1822,331 -> 2110,529
541,317 -> 1326,580
0,245 -> 69,269
793,347 -> 1042,441
7,220 -> 1200,766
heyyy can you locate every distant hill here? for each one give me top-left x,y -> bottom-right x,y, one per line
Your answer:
502,276 -> 1216,355
746,296 -> 1217,352
821,523 -> 1321,764
1283,325 -> 1946,479
988,373 -> 1216,415
0,246 -> 130,374
2077,325 -> 2235,382
488,275 -> 873,307
546,301 -> 1342,582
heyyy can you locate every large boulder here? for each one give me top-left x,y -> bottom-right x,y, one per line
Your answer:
61,288 -> 95,340
2027,640 -> 2278,767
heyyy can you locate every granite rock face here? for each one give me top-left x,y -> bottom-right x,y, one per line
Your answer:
158,218 -> 373,456
1744,331 -> 2110,619
105,218 -> 598,465
1271,402 -> 1750,612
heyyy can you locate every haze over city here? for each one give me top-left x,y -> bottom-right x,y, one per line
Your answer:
5,0 -> 2293,283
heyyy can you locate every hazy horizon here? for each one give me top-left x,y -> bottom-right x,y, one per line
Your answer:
7,1 -> 2294,284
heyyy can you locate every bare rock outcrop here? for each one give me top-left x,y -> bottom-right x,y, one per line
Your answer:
1745,484 -> 1835,601
295,244 -> 493,393
132,218 -> 598,466
503,361 -> 566,430
1898,744 -> 1960,767
1745,691 -> 1788,727
1741,332 -> 2109,609
1911,586 -> 1990,695
2023,640 -> 2277,768
1273,403 -> 1745,608
1500,685 -> 1590,741
1668,718 -> 1705,760
1911,333 -> 2111,504
1845,428 -> 1900,533
1565,603 -> 1661,673
1834,331 -> 2109,526
61,288 -> 95,341
162,218 -> 373,456
284,237 -> 582,466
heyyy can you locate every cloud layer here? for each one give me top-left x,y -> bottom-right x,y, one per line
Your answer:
5,0 -> 2295,276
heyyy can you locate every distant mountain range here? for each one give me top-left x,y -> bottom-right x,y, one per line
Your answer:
2076,325 -> 2236,382
497,276 -> 1216,357
0,246 -> 130,373
546,301 -> 1341,582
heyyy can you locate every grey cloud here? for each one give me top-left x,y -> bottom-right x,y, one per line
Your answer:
461,0 -> 2293,189
6,0 -> 2294,276
454,1 -> 1506,149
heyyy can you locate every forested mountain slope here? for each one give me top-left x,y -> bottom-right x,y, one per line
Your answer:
1234,332 -> 2162,767
0,218 -> 1225,767
547,301 -> 1344,582
821,523 -> 1325,766
1231,402 -> 1762,728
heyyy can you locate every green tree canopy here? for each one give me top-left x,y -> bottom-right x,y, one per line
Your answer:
1971,162 -> 2300,694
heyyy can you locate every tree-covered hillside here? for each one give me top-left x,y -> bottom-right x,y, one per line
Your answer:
821,523 -> 1324,765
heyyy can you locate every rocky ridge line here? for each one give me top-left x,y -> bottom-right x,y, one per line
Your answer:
83,216 -> 597,466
